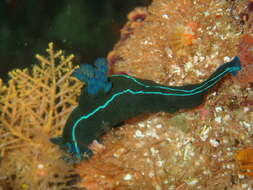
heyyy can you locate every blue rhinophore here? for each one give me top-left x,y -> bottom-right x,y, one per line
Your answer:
73,58 -> 112,95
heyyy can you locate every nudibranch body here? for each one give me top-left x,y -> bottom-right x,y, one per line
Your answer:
51,57 -> 241,159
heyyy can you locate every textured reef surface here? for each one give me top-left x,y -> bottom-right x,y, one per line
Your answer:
1,0 -> 253,190
78,0 -> 253,189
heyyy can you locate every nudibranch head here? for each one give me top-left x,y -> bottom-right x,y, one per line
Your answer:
229,56 -> 241,76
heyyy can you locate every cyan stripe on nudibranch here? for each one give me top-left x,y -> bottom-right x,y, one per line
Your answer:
51,56 -> 241,160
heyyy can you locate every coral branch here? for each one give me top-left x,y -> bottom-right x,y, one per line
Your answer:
0,42 -> 83,189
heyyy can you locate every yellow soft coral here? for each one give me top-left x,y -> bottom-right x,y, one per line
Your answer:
0,43 -> 82,189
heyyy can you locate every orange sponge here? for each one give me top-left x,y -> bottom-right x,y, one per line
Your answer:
235,34 -> 253,84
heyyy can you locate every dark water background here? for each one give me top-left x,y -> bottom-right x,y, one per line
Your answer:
0,0 -> 151,81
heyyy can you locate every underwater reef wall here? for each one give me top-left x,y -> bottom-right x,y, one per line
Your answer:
78,0 -> 253,189
0,0 -> 253,190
